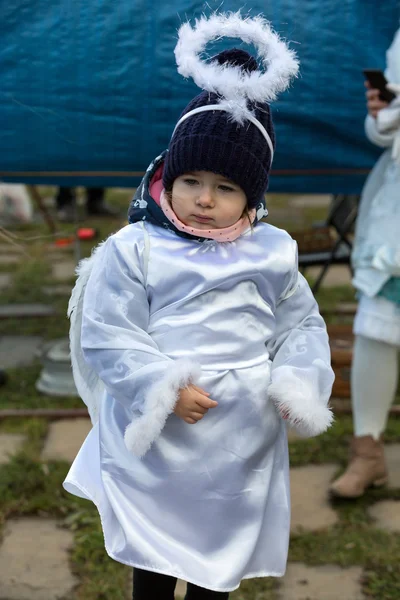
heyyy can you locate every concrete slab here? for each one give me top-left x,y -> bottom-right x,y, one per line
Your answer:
48,252 -> 75,262
385,444 -> 400,489
0,244 -> 18,253
0,304 -> 56,318
0,254 -> 20,265
368,500 -> 400,533
290,465 -> 338,532
52,261 -> 77,282
0,433 -> 26,464
0,272 -> 12,290
278,563 -> 364,600
41,418 -> 91,463
42,284 -> 73,297
0,335 -> 43,368
0,517 -> 78,600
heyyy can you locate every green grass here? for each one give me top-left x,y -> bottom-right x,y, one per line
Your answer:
315,284 -> 357,315
69,508 -> 131,600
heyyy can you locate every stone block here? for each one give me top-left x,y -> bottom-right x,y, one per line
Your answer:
278,563 -> 364,600
52,261 -> 77,282
0,433 -> 25,464
41,418 -> 91,463
0,335 -> 43,368
290,465 -> 338,532
0,518 -> 78,600
368,500 -> 400,533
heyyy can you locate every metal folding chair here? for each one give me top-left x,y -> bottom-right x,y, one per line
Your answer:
298,194 -> 359,294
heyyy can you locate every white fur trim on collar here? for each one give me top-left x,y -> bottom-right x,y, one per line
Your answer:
124,359 -> 201,457
175,12 -> 299,123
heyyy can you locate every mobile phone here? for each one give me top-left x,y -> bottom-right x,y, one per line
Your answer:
363,69 -> 395,103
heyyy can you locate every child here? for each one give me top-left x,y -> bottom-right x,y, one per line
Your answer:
65,13 -> 334,599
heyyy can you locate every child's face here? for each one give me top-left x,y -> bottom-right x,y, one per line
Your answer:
171,171 -> 247,230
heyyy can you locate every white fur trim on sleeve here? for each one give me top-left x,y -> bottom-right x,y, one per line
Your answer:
268,366 -> 333,438
124,359 -> 201,457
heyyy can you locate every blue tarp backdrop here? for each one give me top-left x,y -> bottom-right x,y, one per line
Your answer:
0,1 -> 399,192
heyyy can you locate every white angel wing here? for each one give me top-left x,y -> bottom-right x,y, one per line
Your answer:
67,240 -> 108,424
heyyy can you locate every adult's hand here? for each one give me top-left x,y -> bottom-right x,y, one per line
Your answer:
365,81 -> 389,118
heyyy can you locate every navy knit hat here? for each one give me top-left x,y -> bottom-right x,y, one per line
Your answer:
163,49 -> 276,209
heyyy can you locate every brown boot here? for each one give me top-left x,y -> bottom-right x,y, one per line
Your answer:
330,435 -> 388,498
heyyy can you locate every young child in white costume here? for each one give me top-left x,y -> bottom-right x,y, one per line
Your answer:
64,13 -> 334,599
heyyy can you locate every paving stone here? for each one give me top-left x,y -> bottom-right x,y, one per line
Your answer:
0,335 -> 43,368
307,265 -> 352,287
0,254 -> 21,265
0,517 -> 78,600
41,418 -> 91,463
0,433 -> 26,464
368,500 -> 400,533
52,261 -> 77,282
290,465 -> 338,532
385,444 -> 400,488
42,284 -> 73,297
289,194 -> 332,209
278,563 -> 364,600
0,244 -> 16,253
0,272 -> 11,290
0,303 -> 56,318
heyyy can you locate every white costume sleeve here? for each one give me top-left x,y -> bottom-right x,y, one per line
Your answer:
267,247 -> 334,437
365,114 -> 395,148
81,230 -> 201,457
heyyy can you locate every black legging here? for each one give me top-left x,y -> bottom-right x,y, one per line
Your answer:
133,568 -> 230,599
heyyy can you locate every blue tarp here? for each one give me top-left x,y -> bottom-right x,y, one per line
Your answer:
0,1 -> 399,193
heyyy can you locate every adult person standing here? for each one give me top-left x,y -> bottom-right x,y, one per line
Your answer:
331,28 -> 400,498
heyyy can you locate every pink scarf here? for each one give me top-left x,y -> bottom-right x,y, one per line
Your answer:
149,166 -> 255,242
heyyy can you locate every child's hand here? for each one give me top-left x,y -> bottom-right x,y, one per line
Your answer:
174,384 -> 218,424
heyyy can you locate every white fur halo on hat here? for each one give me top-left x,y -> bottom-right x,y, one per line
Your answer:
174,12 -> 299,123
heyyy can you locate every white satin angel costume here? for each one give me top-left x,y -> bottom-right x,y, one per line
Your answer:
64,217 -> 334,592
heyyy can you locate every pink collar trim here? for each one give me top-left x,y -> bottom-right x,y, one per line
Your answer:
160,189 -> 255,242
